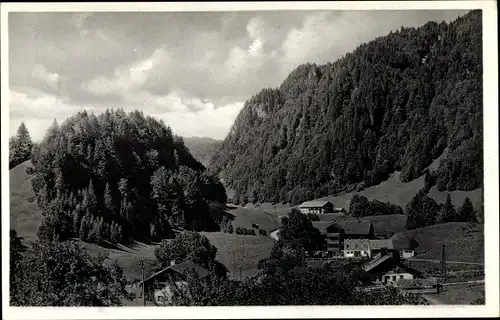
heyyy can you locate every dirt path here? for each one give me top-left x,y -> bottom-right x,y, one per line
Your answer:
269,229 -> 280,241
423,294 -> 443,305
441,280 -> 484,286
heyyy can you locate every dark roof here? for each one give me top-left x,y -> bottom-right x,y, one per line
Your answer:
369,239 -> 394,250
299,200 -> 333,208
344,239 -> 370,250
140,260 -> 211,285
342,220 -> 373,235
363,254 -> 392,272
312,221 -> 344,235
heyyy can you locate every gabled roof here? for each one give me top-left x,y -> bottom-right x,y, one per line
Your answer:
342,220 -> 373,235
344,239 -> 370,250
369,239 -> 394,250
312,221 -> 343,235
299,200 -> 333,208
140,260 -> 211,285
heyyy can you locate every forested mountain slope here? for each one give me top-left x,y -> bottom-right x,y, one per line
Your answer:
30,109 -> 227,245
210,10 -> 482,205
183,136 -> 223,168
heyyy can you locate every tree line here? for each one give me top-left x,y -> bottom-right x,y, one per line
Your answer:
211,10 -> 483,206
349,194 -> 404,217
29,109 -> 227,245
405,192 -> 480,230
347,191 -> 481,230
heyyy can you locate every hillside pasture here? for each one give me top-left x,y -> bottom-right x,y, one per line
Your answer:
434,283 -> 485,305
201,232 -> 275,280
227,206 -> 282,232
392,222 -> 484,263
319,171 -> 425,209
315,171 -> 481,211
9,160 -> 43,243
82,241 -> 159,282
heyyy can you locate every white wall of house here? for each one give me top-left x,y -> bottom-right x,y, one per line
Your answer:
344,249 -> 371,258
154,281 -> 188,306
374,272 -> 414,284
299,207 -> 325,214
401,250 -> 415,259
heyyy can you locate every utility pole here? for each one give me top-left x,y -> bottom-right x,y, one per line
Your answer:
441,244 -> 447,283
141,259 -> 146,306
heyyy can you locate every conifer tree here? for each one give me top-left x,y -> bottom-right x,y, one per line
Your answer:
458,197 -> 477,222
15,122 -> 33,160
110,223 -> 117,243
79,214 -> 90,241
88,217 -> 97,243
104,183 -> 115,216
87,180 -> 98,214
117,225 -> 123,243
54,169 -> 64,191
73,209 -> 81,236
437,194 -> 457,223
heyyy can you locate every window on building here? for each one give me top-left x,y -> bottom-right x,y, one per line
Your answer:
400,275 -> 404,279
392,276 -> 397,281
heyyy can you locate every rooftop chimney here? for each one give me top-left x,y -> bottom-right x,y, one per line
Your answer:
170,259 -> 176,266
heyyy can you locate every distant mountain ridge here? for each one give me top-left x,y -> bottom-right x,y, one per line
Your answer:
183,136 -> 223,168
210,10 -> 483,205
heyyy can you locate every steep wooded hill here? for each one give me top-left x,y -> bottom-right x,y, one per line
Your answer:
29,109 -> 227,245
210,10 -> 483,205
183,136 -> 223,168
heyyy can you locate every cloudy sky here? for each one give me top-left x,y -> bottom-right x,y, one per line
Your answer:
9,10 -> 468,141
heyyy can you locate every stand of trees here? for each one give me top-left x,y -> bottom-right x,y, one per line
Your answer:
406,192 -> 478,230
10,229 -> 128,306
30,109 -> 227,245
349,194 -> 404,217
211,10 -> 483,205
9,122 -> 33,169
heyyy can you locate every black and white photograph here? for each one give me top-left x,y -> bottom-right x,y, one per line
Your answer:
1,1 -> 498,319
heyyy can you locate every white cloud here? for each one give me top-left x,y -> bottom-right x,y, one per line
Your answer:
9,90 -> 101,140
281,12 -> 335,69
248,39 -> 263,56
32,64 -> 60,90
82,46 -> 169,95
154,100 -> 245,139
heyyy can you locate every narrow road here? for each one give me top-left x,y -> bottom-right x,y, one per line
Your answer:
409,258 -> 484,266
441,280 -> 484,286
269,229 -> 280,241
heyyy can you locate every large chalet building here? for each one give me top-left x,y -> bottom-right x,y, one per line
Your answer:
313,220 -> 376,257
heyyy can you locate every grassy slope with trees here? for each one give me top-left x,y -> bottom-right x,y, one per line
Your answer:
392,222 -> 484,263
211,10 -> 482,206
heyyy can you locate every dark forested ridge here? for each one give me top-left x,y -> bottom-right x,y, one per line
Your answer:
30,109 -> 227,244
210,10 -> 483,205
183,137 -> 223,168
